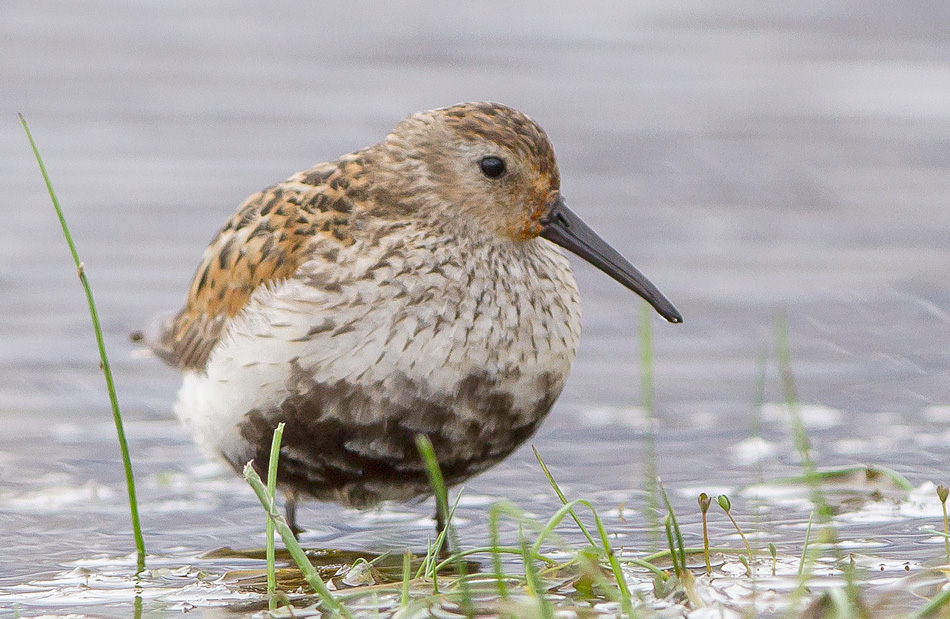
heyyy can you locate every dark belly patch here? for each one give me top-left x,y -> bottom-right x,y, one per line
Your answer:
229,371 -> 559,508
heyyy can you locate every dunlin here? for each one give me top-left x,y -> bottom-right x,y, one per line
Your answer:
149,102 -> 681,534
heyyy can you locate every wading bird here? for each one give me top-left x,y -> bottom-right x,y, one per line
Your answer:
146,102 -> 682,535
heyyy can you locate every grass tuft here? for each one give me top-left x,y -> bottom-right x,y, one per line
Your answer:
533,446 -> 598,548
533,448 -> 635,616
698,493 -> 712,575
660,482 -> 686,578
775,312 -> 864,613
243,462 -> 355,619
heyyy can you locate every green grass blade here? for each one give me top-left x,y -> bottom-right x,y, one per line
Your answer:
244,462 -> 355,619
660,482 -> 687,576
774,311 -> 833,521
798,510 -> 814,578
664,514 -> 680,578
488,503 -> 510,599
520,525 -> 554,619
434,490 -> 465,579
20,114 -> 146,573
400,550 -> 412,610
640,304 -> 661,548
587,504 -> 635,616
533,446 -> 598,548
530,498 -> 596,555
526,497 -> 634,615
266,422 -> 285,609
913,584 -> 950,619
415,435 -> 473,615
415,435 -> 452,551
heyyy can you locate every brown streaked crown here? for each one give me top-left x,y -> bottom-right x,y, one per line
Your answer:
440,102 -> 559,183
369,102 -> 562,242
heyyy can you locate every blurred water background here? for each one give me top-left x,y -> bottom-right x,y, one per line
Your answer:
2,2 -> 950,615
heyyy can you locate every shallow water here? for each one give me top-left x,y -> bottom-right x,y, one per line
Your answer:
3,1 -> 950,616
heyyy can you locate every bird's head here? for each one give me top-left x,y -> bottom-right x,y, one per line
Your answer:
377,102 -> 682,323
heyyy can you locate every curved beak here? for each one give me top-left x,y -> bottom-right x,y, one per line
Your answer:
540,196 -> 682,323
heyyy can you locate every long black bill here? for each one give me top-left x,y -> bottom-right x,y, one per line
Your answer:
540,197 -> 683,323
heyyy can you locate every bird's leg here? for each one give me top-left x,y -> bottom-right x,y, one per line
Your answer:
285,490 -> 303,540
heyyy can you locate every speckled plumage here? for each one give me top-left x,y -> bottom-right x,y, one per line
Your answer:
150,102 -> 678,527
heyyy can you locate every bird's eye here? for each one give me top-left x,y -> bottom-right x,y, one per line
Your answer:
479,156 -> 507,179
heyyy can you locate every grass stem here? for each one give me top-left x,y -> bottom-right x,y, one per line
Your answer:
717,495 -> 753,576
488,502 -> 510,600
520,525 -> 554,619
640,303 -> 661,549
938,485 -> 949,564
660,483 -> 686,577
531,450 -> 635,615
20,114 -> 146,573
243,463 -> 355,619
266,422 -> 285,609
798,511 -> 814,578
699,493 -> 711,575
415,435 -> 474,616
533,446 -> 598,548
664,515 -> 680,578
400,550 -> 411,610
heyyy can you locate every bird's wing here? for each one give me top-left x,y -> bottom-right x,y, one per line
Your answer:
153,161 -> 361,371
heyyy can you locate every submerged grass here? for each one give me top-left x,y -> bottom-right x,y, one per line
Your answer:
21,114 -> 146,573
533,449 -> 635,615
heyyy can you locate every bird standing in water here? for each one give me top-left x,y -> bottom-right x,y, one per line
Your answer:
149,102 -> 681,535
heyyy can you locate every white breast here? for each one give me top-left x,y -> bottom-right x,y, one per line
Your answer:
173,230 -> 582,463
